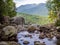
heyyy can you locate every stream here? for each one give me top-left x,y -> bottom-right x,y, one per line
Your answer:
17,31 -> 57,45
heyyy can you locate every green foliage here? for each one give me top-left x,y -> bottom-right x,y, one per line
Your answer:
17,13 -> 50,25
6,0 -> 16,17
0,0 -> 16,17
46,0 -> 60,19
55,19 -> 60,26
46,0 -> 60,26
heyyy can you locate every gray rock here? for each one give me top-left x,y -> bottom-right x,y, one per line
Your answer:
12,16 -> 25,25
34,41 -> 40,45
0,42 -> 8,45
2,26 -> 18,41
23,41 -> 29,44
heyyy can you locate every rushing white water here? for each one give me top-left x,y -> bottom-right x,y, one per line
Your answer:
17,31 -> 57,45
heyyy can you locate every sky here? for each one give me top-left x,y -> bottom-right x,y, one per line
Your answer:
13,0 -> 47,7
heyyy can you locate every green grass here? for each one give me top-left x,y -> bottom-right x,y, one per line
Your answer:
17,13 -> 50,25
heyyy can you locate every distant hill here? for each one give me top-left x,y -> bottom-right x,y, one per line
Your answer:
17,13 -> 50,25
16,3 -> 48,16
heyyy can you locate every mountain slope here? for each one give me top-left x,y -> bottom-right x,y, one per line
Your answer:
16,3 -> 48,16
16,4 -> 37,12
17,13 -> 50,25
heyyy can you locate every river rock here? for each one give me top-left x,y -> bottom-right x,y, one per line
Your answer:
24,34 -> 32,38
28,26 -> 36,33
56,34 -> 60,39
39,26 -> 50,33
17,25 -> 27,32
23,41 -> 29,44
12,16 -> 25,25
39,33 -> 45,39
56,26 -> 60,32
40,42 -> 46,45
2,26 -> 17,41
8,41 -> 20,45
0,41 -> 20,45
34,41 -> 46,45
0,41 -> 8,45
28,24 -> 40,33
34,41 -> 40,45
4,16 -> 10,25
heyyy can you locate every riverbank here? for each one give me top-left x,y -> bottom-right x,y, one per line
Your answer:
0,16 -> 60,45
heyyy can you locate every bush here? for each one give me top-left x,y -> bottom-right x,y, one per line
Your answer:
55,20 -> 60,26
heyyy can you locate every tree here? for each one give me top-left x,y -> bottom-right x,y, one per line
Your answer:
0,0 -> 6,24
6,0 -> 16,17
0,0 -> 16,24
46,0 -> 60,26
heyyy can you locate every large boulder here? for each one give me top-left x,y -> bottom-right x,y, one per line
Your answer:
2,26 -> 17,41
11,16 -> 25,25
27,24 -> 40,33
3,26 -> 17,36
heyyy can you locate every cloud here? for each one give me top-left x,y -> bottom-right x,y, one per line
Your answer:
13,0 -> 47,7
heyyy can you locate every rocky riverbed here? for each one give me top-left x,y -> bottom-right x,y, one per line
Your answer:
17,31 -> 57,45
0,16 -> 60,45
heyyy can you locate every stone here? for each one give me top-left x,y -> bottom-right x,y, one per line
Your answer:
40,42 -> 46,45
28,26 -> 36,33
23,41 -> 29,44
0,41 -> 20,45
39,26 -> 50,33
34,41 -> 40,45
56,26 -> 60,32
12,16 -> 25,25
4,16 -> 10,25
56,34 -> 60,39
8,41 -> 20,45
2,26 -> 17,41
3,26 -> 17,36
0,42 -> 8,45
39,33 -> 45,39
17,25 -> 27,33
24,34 -> 32,38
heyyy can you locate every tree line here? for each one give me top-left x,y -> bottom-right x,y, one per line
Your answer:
47,0 -> 60,26
0,0 -> 16,24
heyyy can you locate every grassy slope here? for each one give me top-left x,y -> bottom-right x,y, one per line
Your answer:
17,13 -> 50,25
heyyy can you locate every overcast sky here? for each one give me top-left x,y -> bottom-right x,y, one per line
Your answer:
13,0 -> 47,7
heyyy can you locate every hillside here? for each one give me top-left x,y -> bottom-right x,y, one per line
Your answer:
16,3 -> 48,16
17,13 -> 50,25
